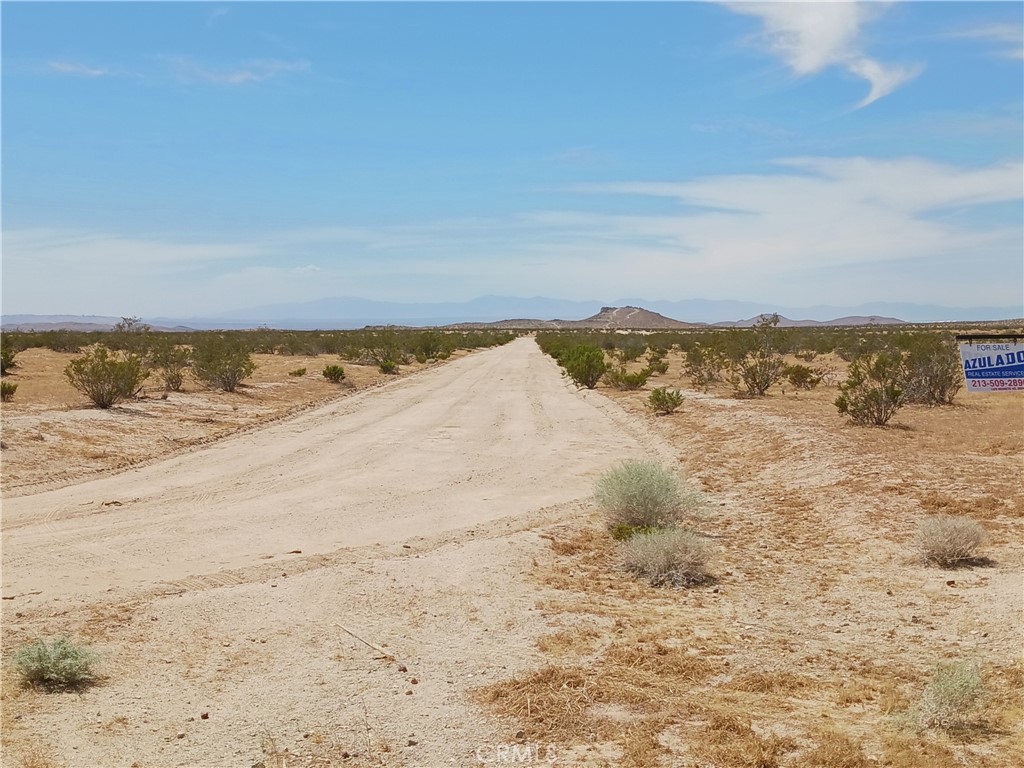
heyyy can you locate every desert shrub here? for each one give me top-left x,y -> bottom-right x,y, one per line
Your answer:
835,350 -> 905,425
649,387 -> 684,414
595,460 -> 706,529
0,334 -> 18,375
13,637 -> 99,691
684,342 -> 725,391
1,381 -> 17,401
604,366 -> 651,390
725,315 -> 785,396
617,338 -> 647,362
795,350 -> 819,363
902,335 -> 962,405
916,516 -> 985,567
191,336 -> 256,392
813,361 -> 841,387
322,365 -> 346,383
783,363 -> 822,390
288,367 -> 307,377
64,346 -> 147,408
910,660 -> 985,731
560,345 -> 608,389
147,338 -> 190,392
108,316 -> 152,355
412,331 -> 452,362
620,528 -> 712,587
362,329 -> 406,373
646,351 -> 669,375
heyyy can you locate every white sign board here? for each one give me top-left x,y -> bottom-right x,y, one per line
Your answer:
959,341 -> 1024,393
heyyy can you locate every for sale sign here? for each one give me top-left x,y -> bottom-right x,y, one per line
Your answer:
959,340 -> 1024,393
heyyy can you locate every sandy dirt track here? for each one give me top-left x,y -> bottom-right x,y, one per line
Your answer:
1,337 -> 667,766
2,337 -> 659,604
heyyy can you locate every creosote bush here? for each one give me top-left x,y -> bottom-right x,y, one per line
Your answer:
603,366 -> 651,390
648,387 -> 684,414
64,345 -> 147,408
148,338 -> 190,392
322,365 -> 346,383
595,460 -> 706,529
560,345 -> 608,389
835,350 -> 906,426
620,528 -> 712,587
1,380 -> 17,402
13,637 -> 99,691
191,336 -> 256,392
916,515 -> 985,567
783,363 -> 821,390
288,367 -> 307,377
909,660 -> 985,731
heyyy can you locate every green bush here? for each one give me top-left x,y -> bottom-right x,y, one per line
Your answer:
288,367 -> 307,377
604,366 -> 651,390
684,342 -> 725,391
147,337 -> 190,392
646,356 -> 669,375
322,365 -> 346,383
617,338 -> 648,363
910,660 -> 985,731
13,637 -> 99,691
1,380 -> 17,402
595,460 -> 705,529
902,335 -> 962,405
783,364 -> 822,390
64,346 -> 147,408
191,336 -> 256,392
835,350 -> 906,426
0,334 -> 18,375
560,345 -> 608,389
724,315 -> 785,396
916,516 -> 986,567
620,528 -> 712,587
648,387 -> 684,414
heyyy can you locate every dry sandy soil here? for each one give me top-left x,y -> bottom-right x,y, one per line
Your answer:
1,336 -> 1021,767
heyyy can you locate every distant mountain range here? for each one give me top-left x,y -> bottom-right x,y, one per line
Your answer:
2,295 -> 1020,331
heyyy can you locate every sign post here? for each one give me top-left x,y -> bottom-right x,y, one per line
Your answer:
956,334 -> 1024,394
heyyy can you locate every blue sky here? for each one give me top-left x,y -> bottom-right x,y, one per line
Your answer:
2,1 -> 1022,318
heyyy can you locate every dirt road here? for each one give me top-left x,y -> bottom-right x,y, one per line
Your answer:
2,337 -> 662,603
1,337 -> 666,766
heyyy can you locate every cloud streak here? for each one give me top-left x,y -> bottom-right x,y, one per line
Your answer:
47,60 -> 109,77
946,23 -> 1024,60
4,157 -> 1021,314
726,2 -> 923,107
169,57 -> 310,85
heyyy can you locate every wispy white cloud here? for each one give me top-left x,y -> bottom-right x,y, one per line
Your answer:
169,57 -> 310,85
4,157 -> 1021,314
946,22 -> 1024,60
206,7 -> 229,29
726,2 -> 923,107
47,60 -> 109,77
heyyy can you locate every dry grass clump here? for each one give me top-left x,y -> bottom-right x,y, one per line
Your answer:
690,713 -> 796,768
477,665 -> 599,741
595,460 -> 706,529
726,670 -> 816,694
915,515 -> 986,567
801,731 -> 870,768
908,659 -> 986,732
619,528 -> 712,587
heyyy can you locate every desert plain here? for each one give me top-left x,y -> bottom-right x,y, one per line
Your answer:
1,334 -> 1021,767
